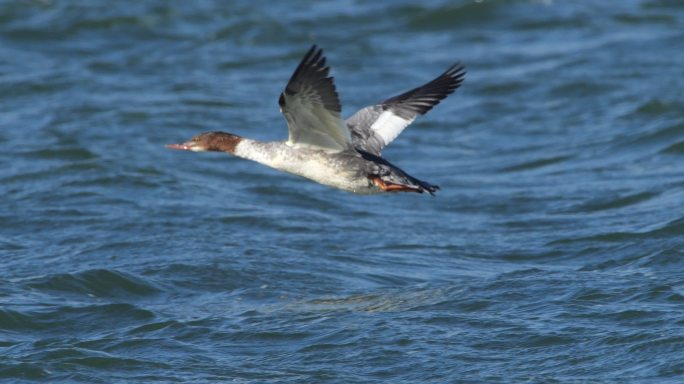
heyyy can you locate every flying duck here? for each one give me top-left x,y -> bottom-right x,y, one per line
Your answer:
167,45 -> 465,195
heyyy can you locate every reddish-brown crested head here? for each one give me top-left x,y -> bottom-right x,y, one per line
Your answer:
166,131 -> 242,154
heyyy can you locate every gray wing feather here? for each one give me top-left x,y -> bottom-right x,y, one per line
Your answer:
346,63 -> 466,155
280,45 -> 351,152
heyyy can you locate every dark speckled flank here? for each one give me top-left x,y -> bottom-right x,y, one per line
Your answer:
359,149 -> 440,195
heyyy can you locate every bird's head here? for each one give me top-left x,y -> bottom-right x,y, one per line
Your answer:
166,131 -> 242,153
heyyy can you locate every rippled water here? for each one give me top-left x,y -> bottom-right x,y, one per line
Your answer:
2,0 -> 684,382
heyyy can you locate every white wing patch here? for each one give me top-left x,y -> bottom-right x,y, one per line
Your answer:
369,110 -> 414,147
346,62 -> 465,155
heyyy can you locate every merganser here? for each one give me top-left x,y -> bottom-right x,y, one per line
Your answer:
167,45 -> 465,195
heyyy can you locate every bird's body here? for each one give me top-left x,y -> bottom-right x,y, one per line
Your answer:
167,46 -> 465,195
235,139 -> 372,194
232,138 -> 435,194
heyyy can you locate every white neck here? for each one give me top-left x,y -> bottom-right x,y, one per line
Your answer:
234,139 -> 291,169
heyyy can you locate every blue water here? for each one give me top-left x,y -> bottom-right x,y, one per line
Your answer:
2,0 -> 684,382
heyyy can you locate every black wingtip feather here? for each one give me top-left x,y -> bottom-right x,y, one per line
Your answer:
382,61 -> 466,119
281,45 -> 342,113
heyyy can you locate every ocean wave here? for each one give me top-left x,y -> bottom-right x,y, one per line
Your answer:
26,269 -> 160,299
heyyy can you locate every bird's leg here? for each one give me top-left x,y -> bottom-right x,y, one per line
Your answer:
368,176 -> 421,193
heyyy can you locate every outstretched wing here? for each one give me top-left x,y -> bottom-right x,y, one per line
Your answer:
279,45 -> 352,152
346,63 -> 466,155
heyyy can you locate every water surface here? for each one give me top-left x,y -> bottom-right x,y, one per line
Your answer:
2,0 -> 684,382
